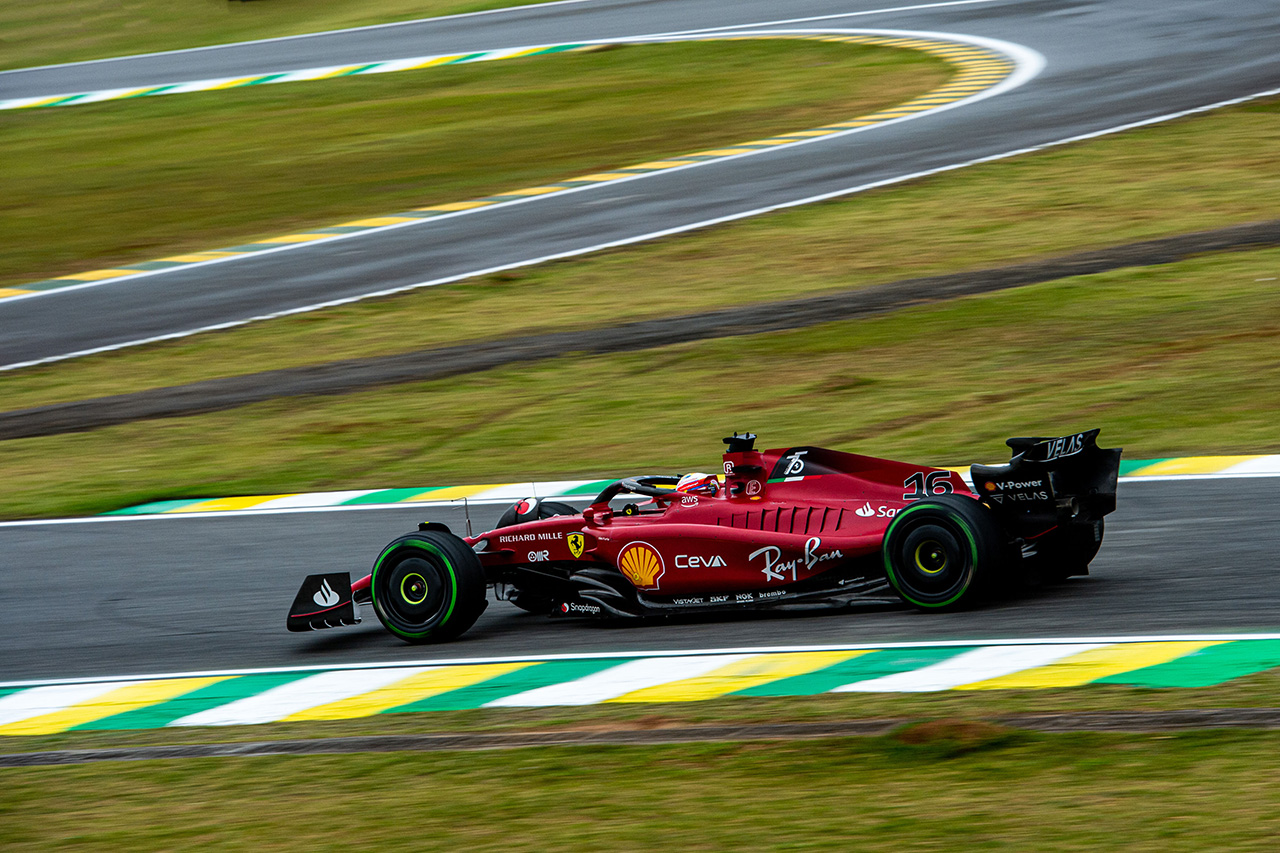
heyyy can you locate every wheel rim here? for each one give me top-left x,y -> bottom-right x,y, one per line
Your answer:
913,539 -> 949,575
378,554 -> 449,632
888,515 -> 975,606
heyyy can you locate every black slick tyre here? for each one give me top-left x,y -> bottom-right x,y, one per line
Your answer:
882,495 -> 1006,611
370,531 -> 487,643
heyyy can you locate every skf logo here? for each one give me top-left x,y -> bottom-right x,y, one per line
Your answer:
567,533 -> 585,559
618,542 -> 665,590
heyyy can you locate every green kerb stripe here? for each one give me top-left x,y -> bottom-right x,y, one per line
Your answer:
387,658 -> 633,712
446,52 -> 489,64
1096,640 -> 1280,688
562,481 -> 613,496
245,73 -> 290,86
338,64 -> 381,77
0,688 -> 21,703
103,499 -> 206,515
733,647 -> 978,696
342,488 -> 436,505
72,672 -> 314,730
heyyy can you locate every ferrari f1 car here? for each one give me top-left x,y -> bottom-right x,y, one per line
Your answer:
288,431 -> 1121,643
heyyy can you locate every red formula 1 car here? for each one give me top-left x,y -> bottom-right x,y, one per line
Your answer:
288,431 -> 1121,643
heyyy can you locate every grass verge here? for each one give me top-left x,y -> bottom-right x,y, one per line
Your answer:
3,728 -> 1280,849
2,97 -> 1278,411
0,40 -> 944,289
0,246 -> 1277,518
1,0 -> 562,71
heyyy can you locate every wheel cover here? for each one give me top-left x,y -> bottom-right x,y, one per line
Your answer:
372,543 -> 458,636
884,508 -> 978,607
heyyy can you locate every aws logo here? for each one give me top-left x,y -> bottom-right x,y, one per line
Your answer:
618,542 -> 665,590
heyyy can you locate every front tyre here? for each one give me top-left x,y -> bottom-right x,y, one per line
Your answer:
370,532 -> 487,643
883,495 -> 1006,611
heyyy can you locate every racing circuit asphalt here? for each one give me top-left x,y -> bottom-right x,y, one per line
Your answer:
3,1 -> 1280,682
3,0 -> 1280,367
2,478 -> 1277,682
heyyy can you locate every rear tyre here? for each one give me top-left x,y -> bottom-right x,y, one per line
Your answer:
370,532 -> 487,643
883,495 -> 1006,611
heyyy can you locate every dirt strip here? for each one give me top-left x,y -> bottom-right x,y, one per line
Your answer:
5,708 -> 1280,767
5,218 -> 1280,441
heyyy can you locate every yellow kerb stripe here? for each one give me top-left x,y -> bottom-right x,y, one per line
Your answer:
0,677 -> 227,736
572,172 -> 636,182
406,484 -> 510,501
340,216 -> 420,228
1128,456 -> 1260,476
0,288 -> 33,299
607,651 -> 869,703
406,55 -> 463,70
159,251 -> 240,263
57,269 -> 136,282
285,663 -> 533,721
255,233 -> 332,244
415,201 -> 491,212
631,160 -> 699,169
958,641 -> 1222,690
693,148 -> 755,157
207,77 -> 262,90
174,494 -> 296,513
496,186 -> 564,196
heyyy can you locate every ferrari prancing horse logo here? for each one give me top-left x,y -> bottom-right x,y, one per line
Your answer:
567,533 -> 585,559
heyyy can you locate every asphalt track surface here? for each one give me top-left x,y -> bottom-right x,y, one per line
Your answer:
4,0 -> 1280,367
3,478 -> 1278,682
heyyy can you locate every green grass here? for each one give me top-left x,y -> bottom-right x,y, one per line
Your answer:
1,247 -> 1278,518
0,40 -> 945,290
4,729 -> 1280,850
3,97 -> 1278,413
1,0 -> 562,71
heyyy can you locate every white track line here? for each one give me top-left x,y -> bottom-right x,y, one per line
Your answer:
0,0 -> 1006,77
0,0 -> 603,76
8,74 -> 1279,374
6,635 -> 1280,690
0,25 -> 1042,321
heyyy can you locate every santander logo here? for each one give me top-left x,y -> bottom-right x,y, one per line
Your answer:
313,579 -> 339,607
855,502 -> 875,518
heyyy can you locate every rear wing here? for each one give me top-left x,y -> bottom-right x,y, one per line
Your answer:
970,429 -> 1122,523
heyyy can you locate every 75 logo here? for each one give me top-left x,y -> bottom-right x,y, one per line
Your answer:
903,471 -> 954,502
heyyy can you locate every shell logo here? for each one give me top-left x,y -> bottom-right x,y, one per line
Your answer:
618,542 -> 665,590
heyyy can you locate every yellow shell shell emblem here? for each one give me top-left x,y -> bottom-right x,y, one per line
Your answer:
567,533 -> 585,559
618,542 -> 665,590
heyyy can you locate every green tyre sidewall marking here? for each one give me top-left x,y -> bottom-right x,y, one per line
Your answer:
371,539 -> 458,639
883,503 -> 980,608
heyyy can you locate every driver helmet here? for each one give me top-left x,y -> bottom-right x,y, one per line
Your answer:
675,472 -> 718,495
